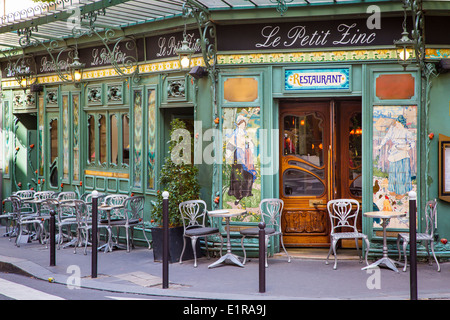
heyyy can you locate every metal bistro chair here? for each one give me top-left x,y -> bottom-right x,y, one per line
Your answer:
326,199 -> 370,270
99,194 -> 128,252
106,196 -> 151,252
73,199 -> 111,255
179,200 -> 223,267
240,199 -> 291,267
397,199 -> 440,272
1,190 -> 36,238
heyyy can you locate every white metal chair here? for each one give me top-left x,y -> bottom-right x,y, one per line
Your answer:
397,199 -> 440,272
105,196 -> 151,252
326,199 -> 370,270
240,198 -> 291,267
73,199 -> 111,254
15,191 -> 55,246
179,200 -> 223,267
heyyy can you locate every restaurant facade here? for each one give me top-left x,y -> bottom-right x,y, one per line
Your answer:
1,0 -> 450,259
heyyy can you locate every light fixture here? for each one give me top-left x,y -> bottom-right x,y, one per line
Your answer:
176,35 -> 194,70
14,55 -> 36,92
394,0 -> 416,70
176,10 -> 195,71
69,49 -> 85,84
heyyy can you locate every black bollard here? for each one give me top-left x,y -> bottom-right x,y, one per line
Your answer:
91,192 -> 98,279
259,222 -> 266,293
409,191 -> 417,300
162,191 -> 169,289
49,209 -> 56,266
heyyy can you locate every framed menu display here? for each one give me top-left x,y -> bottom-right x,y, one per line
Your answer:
439,134 -> 450,202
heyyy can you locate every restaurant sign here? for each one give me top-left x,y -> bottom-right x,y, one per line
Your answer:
285,68 -> 350,91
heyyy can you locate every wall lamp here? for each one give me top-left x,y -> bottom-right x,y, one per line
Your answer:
69,49 -> 85,85
394,0 -> 416,70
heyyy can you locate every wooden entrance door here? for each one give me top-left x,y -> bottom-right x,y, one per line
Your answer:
280,100 -> 362,247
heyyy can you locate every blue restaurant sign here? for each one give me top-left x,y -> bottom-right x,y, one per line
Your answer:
285,68 -> 350,91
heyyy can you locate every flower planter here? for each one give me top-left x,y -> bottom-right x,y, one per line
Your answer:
151,226 -> 202,263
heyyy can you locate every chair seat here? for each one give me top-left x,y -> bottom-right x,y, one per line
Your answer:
331,232 -> 367,240
185,227 -> 220,237
240,227 -> 276,236
398,232 -> 432,241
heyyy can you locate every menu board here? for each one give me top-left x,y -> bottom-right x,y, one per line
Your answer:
445,145 -> 450,193
439,134 -> 450,202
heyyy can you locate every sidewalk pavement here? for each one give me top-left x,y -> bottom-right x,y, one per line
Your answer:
0,226 -> 449,300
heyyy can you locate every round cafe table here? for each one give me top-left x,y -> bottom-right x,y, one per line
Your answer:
207,209 -> 246,268
362,210 -> 406,272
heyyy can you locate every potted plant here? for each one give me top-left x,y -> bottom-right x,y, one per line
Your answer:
150,118 -> 201,262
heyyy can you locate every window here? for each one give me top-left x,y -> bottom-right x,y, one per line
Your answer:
122,114 -> 130,166
88,115 -> 95,163
87,111 -> 129,168
110,114 -> 118,165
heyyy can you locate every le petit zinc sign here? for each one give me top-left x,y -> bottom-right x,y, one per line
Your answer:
285,68 -> 350,91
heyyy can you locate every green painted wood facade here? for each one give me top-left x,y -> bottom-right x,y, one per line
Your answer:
2,0 -> 450,258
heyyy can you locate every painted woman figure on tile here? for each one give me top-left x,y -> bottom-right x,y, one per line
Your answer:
377,115 -> 416,199
225,114 -> 257,205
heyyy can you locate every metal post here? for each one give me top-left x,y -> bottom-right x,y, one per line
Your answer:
162,191 -> 169,289
409,191 -> 417,300
49,209 -> 56,266
259,222 -> 266,293
91,190 -> 98,279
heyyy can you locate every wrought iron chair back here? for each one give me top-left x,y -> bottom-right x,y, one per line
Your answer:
13,190 -> 36,200
179,200 -> 208,229
327,198 -> 360,234
259,198 -> 284,233
57,191 -> 77,201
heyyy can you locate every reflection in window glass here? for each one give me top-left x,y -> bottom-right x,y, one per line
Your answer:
283,113 -> 324,167
99,115 -> 106,164
349,112 -> 362,197
122,114 -> 129,165
283,169 -> 325,197
110,114 -> 118,165
49,119 -> 58,188
50,119 -> 58,163
88,115 -> 95,163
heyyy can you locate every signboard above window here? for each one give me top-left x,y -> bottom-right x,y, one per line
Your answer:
284,67 -> 350,92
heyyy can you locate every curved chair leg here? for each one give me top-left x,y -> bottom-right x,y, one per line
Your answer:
179,236 -> 187,264
355,238 -> 362,263
125,227 -> 130,253
240,235 -> 247,265
430,240 -> 441,272
191,236 -> 199,268
332,239 -> 338,270
204,236 -> 210,260
326,241 -> 333,266
396,235 -> 402,262
402,239 -> 409,272
280,234 -> 291,263
364,237 -> 370,266
141,225 -> 151,249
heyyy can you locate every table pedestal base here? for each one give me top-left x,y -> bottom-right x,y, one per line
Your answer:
362,257 -> 404,273
208,253 -> 244,269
